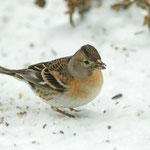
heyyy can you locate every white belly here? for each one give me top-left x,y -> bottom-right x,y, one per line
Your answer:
47,85 -> 102,108
42,71 -> 103,108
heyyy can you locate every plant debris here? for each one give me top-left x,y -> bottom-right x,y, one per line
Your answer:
111,0 -> 150,29
65,0 -> 92,25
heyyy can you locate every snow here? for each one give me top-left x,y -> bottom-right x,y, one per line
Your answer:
0,0 -> 150,150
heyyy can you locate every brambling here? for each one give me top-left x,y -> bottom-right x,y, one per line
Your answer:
0,44 -> 106,117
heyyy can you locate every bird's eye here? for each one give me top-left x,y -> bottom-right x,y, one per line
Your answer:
84,60 -> 89,65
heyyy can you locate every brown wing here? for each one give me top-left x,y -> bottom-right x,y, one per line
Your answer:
27,56 -> 73,92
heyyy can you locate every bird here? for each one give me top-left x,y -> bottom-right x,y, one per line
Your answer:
0,44 -> 106,118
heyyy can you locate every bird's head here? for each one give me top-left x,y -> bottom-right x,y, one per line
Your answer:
68,44 -> 106,78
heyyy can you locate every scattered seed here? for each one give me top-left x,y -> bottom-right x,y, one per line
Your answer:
59,131 -> 64,134
106,140 -> 110,143
0,117 -> 4,124
52,132 -> 57,134
17,111 -> 27,117
137,110 -> 144,117
122,47 -> 127,51
26,106 -> 29,110
112,94 -> 123,100
43,124 -> 47,129
73,133 -> 76,136
32,141 -> 37,144
134,31 -> 144,35
103,110 -> 107,114
114,46 -> 119,50
29,43 -> 35,48
122,105 -> 130,109
107,125 -> 111,129
51,49 -> 57,56
16,106 -> 22,110
115,102 -> 119,105
18,93 -> 23,99
5,122 -> 9,126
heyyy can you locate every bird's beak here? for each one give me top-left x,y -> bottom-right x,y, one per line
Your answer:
95,60 -> 106,69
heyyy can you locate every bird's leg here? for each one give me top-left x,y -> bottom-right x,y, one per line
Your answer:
69,108 -> 80,112
51,106 -> 75,118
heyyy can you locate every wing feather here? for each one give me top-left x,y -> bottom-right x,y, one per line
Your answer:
42,68 -> 66,92
26,57 -> 73,92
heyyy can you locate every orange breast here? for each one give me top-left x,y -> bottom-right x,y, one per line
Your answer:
68,68 -> 103,99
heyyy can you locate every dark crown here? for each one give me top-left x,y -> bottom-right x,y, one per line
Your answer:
81,44 -> 101,61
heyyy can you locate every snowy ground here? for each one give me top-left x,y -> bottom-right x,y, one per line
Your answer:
0,0 -> 150,150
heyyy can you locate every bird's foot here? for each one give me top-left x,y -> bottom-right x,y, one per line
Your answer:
51,106 -> 75,118
69,108 -> 80,112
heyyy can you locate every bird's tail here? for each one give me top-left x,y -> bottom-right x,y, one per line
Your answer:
0,66 -> 24,80
0,66 -> 15,75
